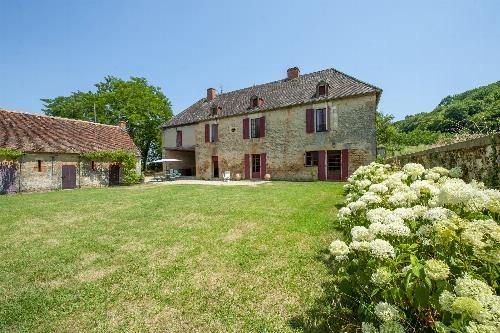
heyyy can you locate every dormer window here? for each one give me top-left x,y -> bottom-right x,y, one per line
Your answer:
250,96 -> 263,108
210,106 -> 221,116
316,81 -> 329,97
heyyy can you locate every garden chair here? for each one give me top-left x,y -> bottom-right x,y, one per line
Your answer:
223,171 -> 231,182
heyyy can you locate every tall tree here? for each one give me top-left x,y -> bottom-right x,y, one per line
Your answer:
42,76 -> 173,169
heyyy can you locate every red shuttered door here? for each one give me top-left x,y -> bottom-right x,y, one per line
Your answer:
244,154 -> 250,179
306,109 -> 314,133
260,153 -> 266,179
341,149 -> 349,180
243,118 -> 249,139
204,124 -> 210,143
318,150 -> 326,180
260,116 -> 266,138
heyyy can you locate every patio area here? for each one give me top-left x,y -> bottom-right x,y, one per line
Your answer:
144,176 -> 269,186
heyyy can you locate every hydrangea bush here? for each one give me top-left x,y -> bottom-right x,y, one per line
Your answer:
329,162 -> 499,332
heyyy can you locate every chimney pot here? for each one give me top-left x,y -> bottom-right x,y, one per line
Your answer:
287,67 -> 300,80
207,88 -> 217,101
118,120 -> 126,130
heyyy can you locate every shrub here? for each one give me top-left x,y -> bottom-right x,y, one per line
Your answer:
80,151 -> 142,185
329,162 -> 499,332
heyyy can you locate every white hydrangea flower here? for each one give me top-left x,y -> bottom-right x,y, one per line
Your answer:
337,207 -> 351,221
369,239 -> 395,260
349,240 -> 370,251
329,240 -> 350,257
424,171 -> 441,181
464,322 -> 499,333
351,226 -> 374,241
484,189 -> 500,213
411,205 -> 427,218
374,302 -> 400,322
357,179 -> 372,190
402,264 -> 412,274
371,267 -> 392,286
369,222 -> 388,236
403,163 -> 425,179
347,200 -> 367,212
369,183 -> 389,194
379,321 -> 405,333
424,259 -> 450,280
361,322 -> 378,333
393,207 -> 416,221
410,180 -> 439,196
367,208 -> 404,225
387,187 -> 418,207
454,274 -> 493,304
359,191 -> 382,205
439,290 -> 456,311
438,178 -> 489,212
462,219 -> 500,250
431,166 -> 449,176
423,207 -> 455,222
416,224 -> 433,245
383,222 -> 411,237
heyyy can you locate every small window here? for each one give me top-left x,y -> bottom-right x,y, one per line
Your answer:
91,161 -> 96,171
315,108 -> 327,132
37,160 -> 42,172
211,106 -> 221,116
317,81 -> 328,97
176,130 -> 182,147
305,151 -> 319,166
251,97 -> 259,108
252,154 -> 261,173
251,118 -> 261,138
318,85 -> 326,96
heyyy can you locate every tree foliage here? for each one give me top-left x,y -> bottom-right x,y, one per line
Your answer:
395,81 -> 500,134
41,76 -> 173,169
0,148 -> 23,160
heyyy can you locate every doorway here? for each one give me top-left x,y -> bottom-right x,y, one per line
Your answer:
327,150 -> 342,180
251,154 -> 261,179
212,156 -> 219,178
109,164 -> 120,185
61,165 -> 76,189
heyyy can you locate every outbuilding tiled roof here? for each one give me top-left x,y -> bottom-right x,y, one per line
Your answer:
0,109 -> 140,156
164,67 -> 381,128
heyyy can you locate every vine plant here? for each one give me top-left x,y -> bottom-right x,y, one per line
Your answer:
80,150 -> 143,185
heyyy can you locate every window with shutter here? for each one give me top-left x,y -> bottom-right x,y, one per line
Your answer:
243,118 -> 249,139
205,124 -> 210,143
315,108 -> 327,132
250,118 -> 261,138
306,109 -> 314,133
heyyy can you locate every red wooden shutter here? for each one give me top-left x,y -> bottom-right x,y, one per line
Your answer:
244,154 -> 250,179
260,116 -> 266,138
243,118 -> 249,139
205,124 -> 210,143
260,153 -> 266,179
341,149 -> 349,180
318,150 -> 326,180
306,109 -> 314,133
213,124 -> 218,142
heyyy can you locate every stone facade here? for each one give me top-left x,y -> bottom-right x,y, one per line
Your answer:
1,153 -> 131,193
164,93 -> 378,181
389,134 -> 500,188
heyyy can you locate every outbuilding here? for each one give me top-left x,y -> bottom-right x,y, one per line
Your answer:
0,109 -> 141,193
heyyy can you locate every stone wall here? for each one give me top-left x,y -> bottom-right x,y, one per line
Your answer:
1,153 -> 122,193
389,134 -> 500,187
164,93 -> 378,180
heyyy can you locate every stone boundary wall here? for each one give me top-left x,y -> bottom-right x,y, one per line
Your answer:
388,134 -> 499,188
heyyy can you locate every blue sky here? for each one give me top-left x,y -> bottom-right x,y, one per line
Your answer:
1,0 -> 499,120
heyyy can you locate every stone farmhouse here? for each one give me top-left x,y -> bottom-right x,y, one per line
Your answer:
0,109 -> 141,193
162,67 -> 382,181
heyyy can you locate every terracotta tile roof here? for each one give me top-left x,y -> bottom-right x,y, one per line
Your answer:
0,109 -> 140,156
164,67 -> 382,128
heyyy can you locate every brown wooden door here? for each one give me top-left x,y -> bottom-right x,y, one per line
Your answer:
61,165 -> 76,189
327,150 -> 342,180
251,154 -> 261,179
109,164 -> 120,185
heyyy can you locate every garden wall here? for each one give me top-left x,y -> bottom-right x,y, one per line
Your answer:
388,134 -> 499,187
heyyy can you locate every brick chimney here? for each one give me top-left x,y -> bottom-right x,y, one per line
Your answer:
287,67 -> 300,80
118,120 -> 126,130
207,88 -> 217,101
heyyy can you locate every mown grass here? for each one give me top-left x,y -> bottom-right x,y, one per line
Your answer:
0,182 -> 344,332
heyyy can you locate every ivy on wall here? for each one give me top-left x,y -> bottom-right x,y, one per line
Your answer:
80,151 -> 143,185
0,148 -> 23,160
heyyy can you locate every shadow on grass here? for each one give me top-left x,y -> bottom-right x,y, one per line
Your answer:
288,246 -> 359,333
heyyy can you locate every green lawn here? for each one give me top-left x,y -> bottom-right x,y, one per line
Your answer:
0,182 -> 343,332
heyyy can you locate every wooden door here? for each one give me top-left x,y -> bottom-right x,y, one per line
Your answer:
62,165 -> 76,189
212,156 -> 219,178
327,150 -> 342,181
0,163 -> 17,194
109,164 -> 120,185
251,154 -> 261,179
